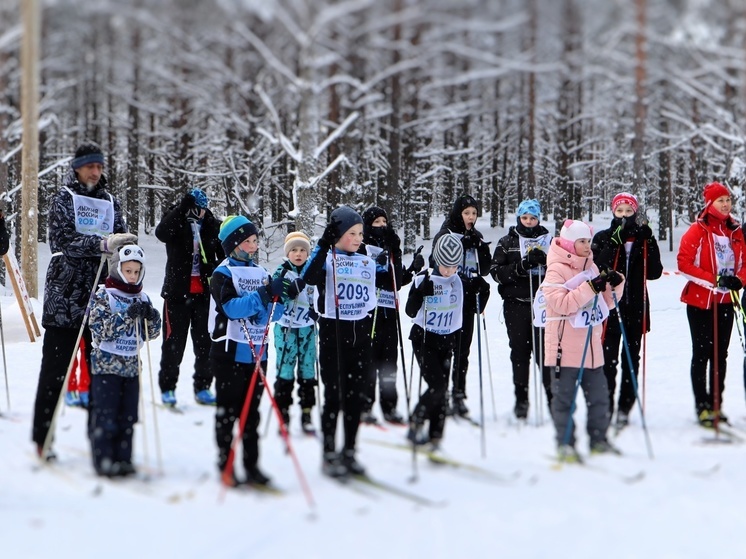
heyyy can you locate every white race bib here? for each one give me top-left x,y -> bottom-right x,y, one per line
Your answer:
64,187 -> 114,236
316,252 -> 376,320
412,274 -> 463,335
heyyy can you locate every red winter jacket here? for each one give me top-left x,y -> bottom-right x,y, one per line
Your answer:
677,213 -> 746,310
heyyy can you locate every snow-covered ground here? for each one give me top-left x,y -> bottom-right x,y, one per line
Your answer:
2,213 -> 745,559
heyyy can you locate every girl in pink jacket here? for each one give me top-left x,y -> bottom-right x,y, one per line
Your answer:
542,220 -> 625,462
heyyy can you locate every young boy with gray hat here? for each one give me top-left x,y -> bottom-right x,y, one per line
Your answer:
405,233 -> 465,449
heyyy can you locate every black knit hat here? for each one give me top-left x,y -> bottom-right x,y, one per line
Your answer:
330,206 -> 363,238
433,233 -> 463,267
362,206 -> 388,228
72,142 -> 105,170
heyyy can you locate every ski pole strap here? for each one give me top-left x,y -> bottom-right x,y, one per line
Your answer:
554,346 -> 562,380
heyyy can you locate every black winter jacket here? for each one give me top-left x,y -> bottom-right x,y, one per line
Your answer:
591,224 -> 663,330
155,203 -> 223,302
42,170 -> 128,329
431,198 -> 491,308
490,225 -> 550,303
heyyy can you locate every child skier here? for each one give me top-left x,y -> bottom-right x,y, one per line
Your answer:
360,206 -> 407,426
406,233 -> 464,449
543,220 -> 624,461
431,193 -> 491,417
677,182 -> 746,426
490,199 -> 553,420
272,231 -> 317,435
88,244 -> 161,477
209,216 -> 296,487
303,206 -> 377,478
592,192 -> 663,429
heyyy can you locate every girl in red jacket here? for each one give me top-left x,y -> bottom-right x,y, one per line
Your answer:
677,182 -> 746,427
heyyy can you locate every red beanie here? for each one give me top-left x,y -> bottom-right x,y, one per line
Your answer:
703,182 -> 730,206
611,192 -> 639,213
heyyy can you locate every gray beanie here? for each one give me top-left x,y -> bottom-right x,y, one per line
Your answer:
433,234 -> 463,267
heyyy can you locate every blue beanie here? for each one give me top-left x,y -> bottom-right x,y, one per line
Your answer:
72,143 -> 105,170
516,199 -> 541,218
219,215 -> 259,255
330,206 -> 363,238
190,188 -> 208,209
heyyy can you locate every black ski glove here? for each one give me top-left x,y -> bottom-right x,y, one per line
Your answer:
461,229 -> 480,250
606,270 -> 624,288
524,249 -> 546,269
588,274 -> 608,294
638,224 -> 653,240
376,249 -> 389,267
610,224 -> 624,245
419,273 -> 435,296
318,218 -> 341,250
717,275 -> 743,291
408,253 -> 425,274
286,278 -> 306,300
384,226 -> 401,251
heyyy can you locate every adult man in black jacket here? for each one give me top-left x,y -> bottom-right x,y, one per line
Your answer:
32,142 -> 135,459
155,188 -> 223,406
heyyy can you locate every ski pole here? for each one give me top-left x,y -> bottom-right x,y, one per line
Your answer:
712,292 -> 721,437
144,318 -> 163,475
475,288 -> 486,458
389,251 -> 411,419
40,254 -> 106,462
529,271 -> 542,425
240,320 -> 316,510
560,295 -> 597,451
611,291 -> 654,459
0,300 -> 9,410
642,240 -> 648,412
481,312 -> 497,422
135,319 -> 151,474
263,295 -> 298,438
219,296 -> 279,491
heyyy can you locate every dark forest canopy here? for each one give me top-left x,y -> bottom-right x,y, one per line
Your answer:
1,0 -> 746,257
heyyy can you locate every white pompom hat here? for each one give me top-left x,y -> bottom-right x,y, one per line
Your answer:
557,219 -> 593,254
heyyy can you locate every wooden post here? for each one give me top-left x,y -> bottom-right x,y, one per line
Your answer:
3,252 -> 41,342
20,0 -> 40,299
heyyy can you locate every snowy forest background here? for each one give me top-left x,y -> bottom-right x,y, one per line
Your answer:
2,0 -> 746,257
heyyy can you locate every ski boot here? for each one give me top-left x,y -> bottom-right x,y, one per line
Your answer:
341,449 -> 366,476
590,440 -> 622,455
195,389 -> 216,406
161,390 -> 177,407
383,410 -> 406,425
452,392 -> 470,417
301,408 -> 315,435
322,452 -> 348,478
65,390 -> 82,407
557,444 -> 583,464
245,466 -> 271,486
514,400 -> 529,420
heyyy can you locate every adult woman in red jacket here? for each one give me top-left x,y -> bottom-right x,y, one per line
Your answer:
677,182 -> 746,426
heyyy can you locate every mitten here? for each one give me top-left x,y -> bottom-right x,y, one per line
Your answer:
717,275 -> 743,291
606,270 -> 624,288
103,232 -> 138,254
287,278 -> 306,300
588,274 -> 608,294
376,250 -> 389,267
127,300 -> 146,319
